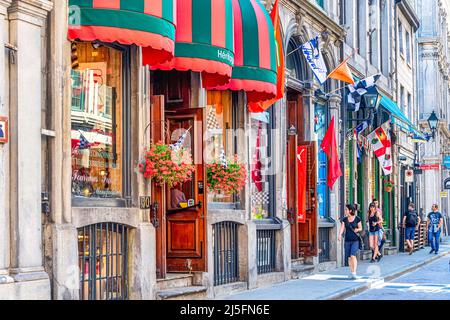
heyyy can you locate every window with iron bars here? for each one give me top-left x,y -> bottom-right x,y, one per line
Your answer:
78,223 -> 129,300
213,221 -> 240,286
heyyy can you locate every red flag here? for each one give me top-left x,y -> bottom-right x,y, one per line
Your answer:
320,117 -> 342,189
248,0 -> 285,113
251,122 -> 263,192
297,146 -> 307,223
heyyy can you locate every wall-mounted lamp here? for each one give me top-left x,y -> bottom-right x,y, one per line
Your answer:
427,111 -> 439,139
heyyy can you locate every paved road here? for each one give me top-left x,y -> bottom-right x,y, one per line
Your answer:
348,255 -> 450,300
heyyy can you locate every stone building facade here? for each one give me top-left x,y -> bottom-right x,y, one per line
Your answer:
416,0 -> 450,221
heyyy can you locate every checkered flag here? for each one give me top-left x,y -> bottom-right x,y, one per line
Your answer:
251,191 -> 270,205
348,74 -> 381,112
207,107 -> 221,130
219,147 -> 228,168
170,126 -> 191,151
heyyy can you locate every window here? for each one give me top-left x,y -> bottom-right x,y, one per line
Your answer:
206,91 -> 244,206
250,113 -> 272,219
400,86 -> 405,114
407,93 -> 412,122
316,0 -> 324,9
399,22 -> 404,55
78,223 -> 129,300
70,42 -> 130,205
406,31 -> 411,63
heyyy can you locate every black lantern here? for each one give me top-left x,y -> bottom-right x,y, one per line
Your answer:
427,111 -> 439,138
363,92 -> 381,110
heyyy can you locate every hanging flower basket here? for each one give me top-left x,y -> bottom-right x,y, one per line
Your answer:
206,156 -> 247,195
139,141 -> 195,188
384,180 -> 394,193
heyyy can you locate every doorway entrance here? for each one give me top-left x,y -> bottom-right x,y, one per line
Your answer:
151,71 -> 207,278
286,90 -> 318,259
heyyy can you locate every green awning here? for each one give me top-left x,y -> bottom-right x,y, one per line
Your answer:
380,95 -> 426,139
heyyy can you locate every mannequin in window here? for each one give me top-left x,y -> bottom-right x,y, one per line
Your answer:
170,185 -> 187,209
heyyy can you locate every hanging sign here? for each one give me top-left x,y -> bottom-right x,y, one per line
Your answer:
444,178 -> 450,190
297,146 -> 307,223
444,156 -> 450,169
405,169 -> 414,183
418,164 -> 440,170
0,116 -> 8,144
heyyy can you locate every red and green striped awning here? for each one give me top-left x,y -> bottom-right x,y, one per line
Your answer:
144,0 -> 235,88
68,0 -> 176,65
210,0 -> 277,104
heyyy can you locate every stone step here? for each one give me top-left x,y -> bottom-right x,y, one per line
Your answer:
291,264 -> 315,280
156,274 -> 193,291
383,246 -> 398,256
291,258 -> 305,268
156,286 -> 208,300
359,250 -> 372,261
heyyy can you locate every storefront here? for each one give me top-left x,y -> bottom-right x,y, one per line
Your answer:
60,0 -> 286,300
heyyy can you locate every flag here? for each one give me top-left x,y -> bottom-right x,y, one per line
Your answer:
248,0 -> 285,113
347,74 -> 381,112
219,147 -> 228,168
78,132 -> 91,150
367,121 -> 392,175
170,127 -> 191,151
354,121 -> 369,163
251,122 -> 263,192
301,36 -> 328,85
327,56 -> 355,85
320,117 -> 342,189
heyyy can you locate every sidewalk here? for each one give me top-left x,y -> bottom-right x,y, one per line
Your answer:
217,237 -> 450,300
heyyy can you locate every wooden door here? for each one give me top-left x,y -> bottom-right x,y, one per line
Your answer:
298,141 -> 318,257
286,93 -> 307,259
165,108 -> 207,272
150,95 -> 167,279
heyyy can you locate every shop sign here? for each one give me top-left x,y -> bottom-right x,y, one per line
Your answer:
418,164 -> 440,170
444,178 -> 450,190
441,191 -> 448,198
0,116 -> 8,144
444,156 -> 450,169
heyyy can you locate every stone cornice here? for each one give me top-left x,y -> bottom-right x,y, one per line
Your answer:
294,0 -> 344,39
0,0 -> 11,15
8,0 -> 53,23
397,0 -> 420,32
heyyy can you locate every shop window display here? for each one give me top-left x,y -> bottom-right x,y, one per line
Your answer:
205,91 -> 235,203
70,42 -> 123,199
250,115 -> 271,219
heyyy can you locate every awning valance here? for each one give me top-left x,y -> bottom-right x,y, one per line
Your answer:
68,0 -> 176,65
380,95 -> 426,139
213,0 -> 277,104
144,0 -> 235,88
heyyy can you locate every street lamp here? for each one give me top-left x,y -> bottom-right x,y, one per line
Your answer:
363,92 -> 382,110
427,111 -> 439,139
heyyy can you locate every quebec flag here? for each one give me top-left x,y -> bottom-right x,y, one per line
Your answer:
301,36 -> 328,85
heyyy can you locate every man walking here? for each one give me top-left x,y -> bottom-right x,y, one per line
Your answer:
427,204 -> 443,255
402,203 -> 420,255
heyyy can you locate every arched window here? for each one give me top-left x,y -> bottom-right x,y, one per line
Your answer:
286,39 -> 306,81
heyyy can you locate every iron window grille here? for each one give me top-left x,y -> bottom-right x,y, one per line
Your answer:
213,222 -> 240,286
256,229 -> 276,274
78,223 -> 129,300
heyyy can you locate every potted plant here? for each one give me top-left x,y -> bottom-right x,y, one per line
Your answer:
139,141 -> 195,188
384,180 -> 394,193
206,155 -> 247,196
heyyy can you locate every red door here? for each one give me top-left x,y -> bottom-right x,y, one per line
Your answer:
165,108 -> 207,272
